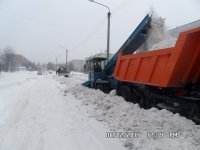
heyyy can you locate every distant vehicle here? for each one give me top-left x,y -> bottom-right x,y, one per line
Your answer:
37,70 -> 43,75
37,68 -> 43,75
48,70 -> 53,74
56,67 -> 69,77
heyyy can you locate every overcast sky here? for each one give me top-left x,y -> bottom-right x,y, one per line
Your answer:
0,0 -> 199,63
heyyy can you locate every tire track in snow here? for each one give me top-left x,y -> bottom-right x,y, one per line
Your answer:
0,73 -> 126,150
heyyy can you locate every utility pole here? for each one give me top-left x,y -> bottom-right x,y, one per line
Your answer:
66,49 -> 68,69
58,46 -> 69,70
55,57 -> 58,70
89,0 -> 111,63
107,11 -> 111,62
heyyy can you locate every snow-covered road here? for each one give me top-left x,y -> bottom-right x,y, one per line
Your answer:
1,71 -> 200,150
0,72 -> 126,150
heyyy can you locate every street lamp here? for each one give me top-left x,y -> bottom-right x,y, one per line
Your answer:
55,57 -> 58,70
58,45 -> 68,70
89,0 -> 111,63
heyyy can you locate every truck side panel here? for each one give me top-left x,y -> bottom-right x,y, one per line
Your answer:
168,31 -> 200,86
114,27 -> 200,88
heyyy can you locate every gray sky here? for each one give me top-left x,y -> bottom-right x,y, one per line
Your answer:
0,0 -> 199,63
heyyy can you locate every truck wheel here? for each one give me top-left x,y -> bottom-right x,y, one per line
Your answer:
136,89 -> 146,108
118,85 -> 132,102
131,88 -> 140,104
96,84 -> 104,92
192,104 -> 200,124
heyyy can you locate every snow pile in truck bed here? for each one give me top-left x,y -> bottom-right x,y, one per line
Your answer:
57,73 -> 200,150
150,36 -> 177,50
145,12 -> 177,51
147,14 -> 177,51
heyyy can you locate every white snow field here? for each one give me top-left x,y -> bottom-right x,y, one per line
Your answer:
1,71 -> 200,150
0,71 -> 126,150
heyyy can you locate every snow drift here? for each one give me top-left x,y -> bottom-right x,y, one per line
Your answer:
69,86 -> 200,150
56,74 -> 200,150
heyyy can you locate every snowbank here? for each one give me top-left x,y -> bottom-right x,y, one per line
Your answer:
55,73 -> 200,150
0,71 -> 37,89
68,85 -> 200,150
69,71 -> 88,81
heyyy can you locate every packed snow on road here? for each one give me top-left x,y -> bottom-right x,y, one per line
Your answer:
0,71 -> 200,150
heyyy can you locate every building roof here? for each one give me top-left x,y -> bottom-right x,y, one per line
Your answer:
169,19 -> 200,37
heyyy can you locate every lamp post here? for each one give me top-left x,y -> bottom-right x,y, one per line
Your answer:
89,0 -> 111,63
55,57 -> 58,70
58,45 -> 68,70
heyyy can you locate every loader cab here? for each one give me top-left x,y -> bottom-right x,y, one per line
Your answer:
86,57 -> 106,82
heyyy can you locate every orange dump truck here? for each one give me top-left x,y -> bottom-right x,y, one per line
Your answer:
114,27 -> 200,88
114,27 -> 200,123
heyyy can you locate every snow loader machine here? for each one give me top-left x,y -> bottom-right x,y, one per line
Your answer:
83,14 -> 200,123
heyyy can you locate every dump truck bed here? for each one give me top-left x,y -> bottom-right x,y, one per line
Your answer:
114,27 -> 200,88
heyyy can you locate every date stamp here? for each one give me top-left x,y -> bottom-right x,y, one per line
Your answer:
106,131 -> 178,139
106,132 -> 141,138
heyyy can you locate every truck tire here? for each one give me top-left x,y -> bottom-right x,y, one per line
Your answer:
118,85 -> 132,102
96,84 -> 104,92
192,104 -> 200,124
135,89 -> 147,108
131,88 -> 140,104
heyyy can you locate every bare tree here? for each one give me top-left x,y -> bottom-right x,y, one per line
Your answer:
1,46 -> 16,72
0,50 -> 2,73
36,62 -> 41,71
47,62 -> 55,71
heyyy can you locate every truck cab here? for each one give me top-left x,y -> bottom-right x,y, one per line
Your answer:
83,14 -> 151,91
83,57 -> 108,89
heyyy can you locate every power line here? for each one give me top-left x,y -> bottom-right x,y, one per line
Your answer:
72,0 -> 135,51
